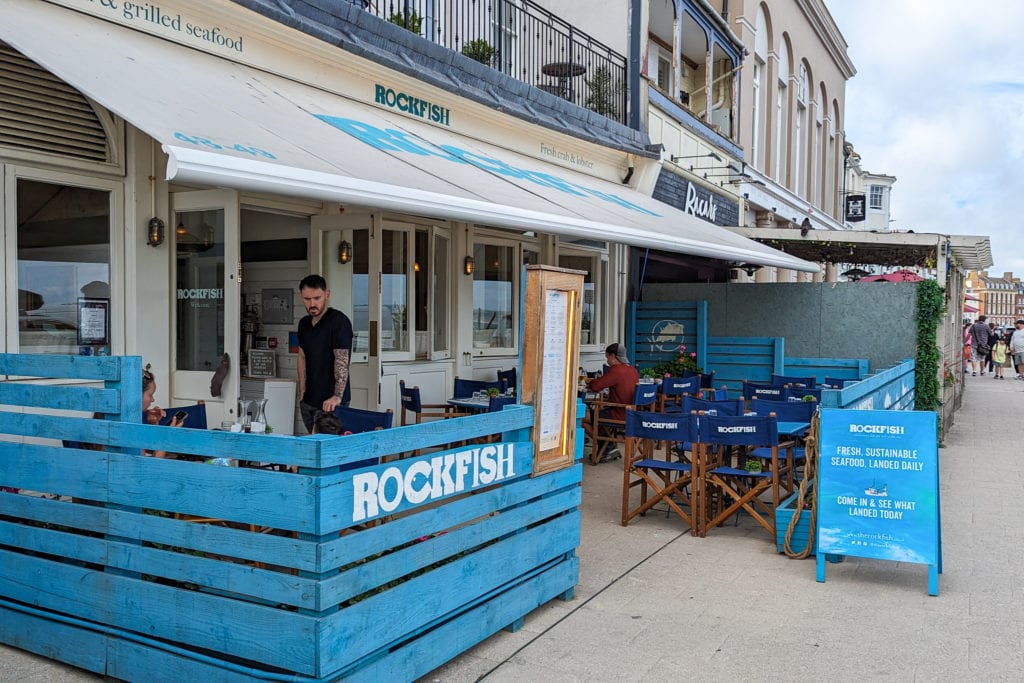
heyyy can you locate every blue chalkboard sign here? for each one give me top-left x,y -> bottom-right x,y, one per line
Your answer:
816,409 -> 941,595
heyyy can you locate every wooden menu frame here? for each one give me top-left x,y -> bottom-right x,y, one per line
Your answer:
520,265 -> 584,475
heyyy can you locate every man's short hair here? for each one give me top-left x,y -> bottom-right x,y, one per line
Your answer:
977,315 -> 987,322
300,274 -> 327,291
1016,320 -> 1024,326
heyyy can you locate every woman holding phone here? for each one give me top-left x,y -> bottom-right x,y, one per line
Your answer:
142,365 -> 185,458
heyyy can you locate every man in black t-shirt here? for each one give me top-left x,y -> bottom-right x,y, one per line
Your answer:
297,274 -> 353,432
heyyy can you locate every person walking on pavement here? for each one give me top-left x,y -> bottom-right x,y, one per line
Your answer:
969,315 -> 992,376
297,274 -> 353,433
1009,319 -> 1024,380
986,322 -> 998,374
991,335 -> 1008,379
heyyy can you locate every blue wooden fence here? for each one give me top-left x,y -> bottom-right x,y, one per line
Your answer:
0,354 -> 581,681
783,357 -> 869,385
628,300 -> 870,395
819,359 -> 916,411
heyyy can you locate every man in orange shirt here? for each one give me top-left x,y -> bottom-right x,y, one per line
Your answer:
588,343 -> 640,420
587,343 -> 640,463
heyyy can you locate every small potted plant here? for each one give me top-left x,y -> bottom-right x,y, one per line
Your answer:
638,367 -> 661,384
486,387 -> 501,398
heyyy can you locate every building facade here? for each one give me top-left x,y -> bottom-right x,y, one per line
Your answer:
0,0 -> 814,432
966,271 -> 1020,329
729,0 -> 855,283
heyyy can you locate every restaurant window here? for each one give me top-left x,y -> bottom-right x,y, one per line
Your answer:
351,228 -> 370,355
382,222 -> 449,360
430,229 -> 451,358
558,247 -> 604,346
15,176 -> 112,355
472,241 -> 516,351
381,227 -> 409,353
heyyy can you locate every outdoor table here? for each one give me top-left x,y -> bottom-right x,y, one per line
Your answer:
777,421 -> 810,437
447,396 -> 491,412
541,61 -> 585,99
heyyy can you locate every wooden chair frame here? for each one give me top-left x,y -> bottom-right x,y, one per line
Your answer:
695,413 -> 781,538
621,411 -> 696,532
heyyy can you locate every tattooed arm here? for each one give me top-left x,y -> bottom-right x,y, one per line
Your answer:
321,348 -> 350,412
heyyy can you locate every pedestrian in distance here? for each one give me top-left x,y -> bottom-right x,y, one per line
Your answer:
1009,319 -> 1024,380
969,315 -> 992,376
297,274 -> 354,433
991,336 -> 1008,379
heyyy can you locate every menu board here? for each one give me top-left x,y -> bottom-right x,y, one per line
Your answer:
521,266 -> 584,475
816,408 -> 941,594
247,349 -> 277,378
538,290 -> 569,451
77,298 -> 109,345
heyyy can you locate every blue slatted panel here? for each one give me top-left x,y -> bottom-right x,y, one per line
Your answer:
0,354 -> 581,681
783,357 -> 869,384
626,300 -> 708,371
705,335 -> 784,394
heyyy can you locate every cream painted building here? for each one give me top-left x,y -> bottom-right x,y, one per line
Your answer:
0,0 -> 814,432
729,0 -> 855,283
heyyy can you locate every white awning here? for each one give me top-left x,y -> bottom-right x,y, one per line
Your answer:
1,1 -> 818,272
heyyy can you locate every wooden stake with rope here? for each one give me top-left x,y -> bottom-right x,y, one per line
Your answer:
783,410 -> 819,558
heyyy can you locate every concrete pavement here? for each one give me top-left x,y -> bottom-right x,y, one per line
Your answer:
3,374 -> 1022,681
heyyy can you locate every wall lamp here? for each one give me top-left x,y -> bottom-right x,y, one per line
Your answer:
800,217 -> 812,237
737,263 -> 762,277
337,239 -> 352,264
669,151 -> 723,163
146,217 -> 165,247
463,255 -> 476,276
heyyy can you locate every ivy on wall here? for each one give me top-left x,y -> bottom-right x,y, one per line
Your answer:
915,279 -> 945,412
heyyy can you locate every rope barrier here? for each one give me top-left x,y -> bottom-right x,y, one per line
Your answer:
783,410 -> 819,559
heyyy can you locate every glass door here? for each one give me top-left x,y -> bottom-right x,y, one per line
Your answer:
312,210 -> 379,409
170,189 -> 240,425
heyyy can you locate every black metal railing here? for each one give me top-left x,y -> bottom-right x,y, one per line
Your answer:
371,0 -> 628,124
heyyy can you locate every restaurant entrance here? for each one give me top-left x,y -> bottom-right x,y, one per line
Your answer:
169,189 -> 240,425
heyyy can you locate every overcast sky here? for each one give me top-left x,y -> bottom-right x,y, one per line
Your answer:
825,0 -> 1024,278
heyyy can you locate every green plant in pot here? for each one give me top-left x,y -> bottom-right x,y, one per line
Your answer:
639,367 -> 661,380
486,387 -> 501,398
461,39 -> 496,66
584,65 -> 625,117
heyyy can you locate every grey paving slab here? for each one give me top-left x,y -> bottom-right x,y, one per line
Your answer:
3,374 -> 1022,681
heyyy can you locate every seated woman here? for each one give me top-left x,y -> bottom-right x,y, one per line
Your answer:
141,364 -> 188,459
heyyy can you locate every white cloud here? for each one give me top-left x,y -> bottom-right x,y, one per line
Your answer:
826,0 -> 1024,276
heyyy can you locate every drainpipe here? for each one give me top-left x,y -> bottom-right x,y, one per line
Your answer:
628,0 -> 642,130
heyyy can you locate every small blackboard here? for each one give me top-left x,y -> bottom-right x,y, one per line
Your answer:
247,349 -> 277,378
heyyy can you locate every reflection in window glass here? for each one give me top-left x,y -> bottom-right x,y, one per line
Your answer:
472,243 -> 515,350
17,179 -> 110,355
175,209 -> 224,371
558,253 -> 597,345
381,229 -> 408,352
432,232 -> 449,355
351,229 -> 369,353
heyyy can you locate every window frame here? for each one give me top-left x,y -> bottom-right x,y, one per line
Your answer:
468,228 -> 541,358
379,220 -> 451,362
556,243 -> 608,349
869,185 -> 884,210
3,164 -> 124,357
